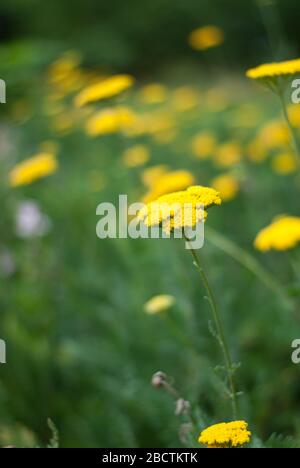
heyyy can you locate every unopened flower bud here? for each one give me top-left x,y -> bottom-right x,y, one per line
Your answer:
175,398 -> 191,416
151,371 -> 167,388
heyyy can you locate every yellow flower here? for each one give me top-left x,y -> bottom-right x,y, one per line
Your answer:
9,153 -> 58,187
211,173 -> 239,201
189,26 -> 224,51
48,51 -> 84,93
138,186 -> 221,233
199,421 -> 251,448
272,152 -> 298,175
141,165 -> 169,188
139,84 -> 167,104
191,131 -> 217,159
172,86 -> 199,112
75,74 -> 135,107
214,141 -> 242,167
144,295 -> 175,315
247,139 -> 267,163
246,58 -> 300,80
257,120 -> 290,150
254,216 -> 300,251
122,145 -> 150,168
86,107 -> 135,136
142,170 -> 195,204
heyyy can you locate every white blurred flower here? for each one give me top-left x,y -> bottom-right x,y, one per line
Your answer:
0,248 -> 16,278
15,201 -> 51,238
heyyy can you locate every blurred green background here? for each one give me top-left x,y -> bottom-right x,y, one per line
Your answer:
1,0 -> 300,449
0,0 -> 300,73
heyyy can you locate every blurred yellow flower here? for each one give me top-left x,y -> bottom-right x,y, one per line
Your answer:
9,153 -> 58,187
139,83 -> 167,104
192,131 -> 217,159
122,145 -> 150,168
142,170 -> 195,204
272,152 -> 298,174
257,120 -> 290,150
48,51 -> 84,93
214,141 -> 242,167
254,216 -> 300,251
247,139 -> 268,163
198,421 -> 251,448
86,107 -> 135,136
75,74 -> 135,107
172,86 -> 199,112
288,104 -> 300,127
188,25 -> 224,51
144,295 -> 175,315
138,186 -> 221,233
211,173 -> 239,201
141,165 -> 169,188
246,58 -> 300,80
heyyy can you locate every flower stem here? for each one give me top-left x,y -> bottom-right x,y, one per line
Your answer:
278,85 -> 300,167
206,226 -> 294,312
187,243 -> 238,419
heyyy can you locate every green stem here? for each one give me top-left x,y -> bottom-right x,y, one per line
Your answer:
187,243 -> 238,420
206,226 -> 294,311
278,85 -> 300,167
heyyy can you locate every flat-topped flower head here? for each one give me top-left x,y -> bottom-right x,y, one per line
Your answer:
75,74 -> 135,107
198,421 -> 251,448
246,58 -> 300,80
254,215 -> 300,251
138,185 -> 221,234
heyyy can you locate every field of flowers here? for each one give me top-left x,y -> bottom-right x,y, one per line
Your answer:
1,2 -> 300,449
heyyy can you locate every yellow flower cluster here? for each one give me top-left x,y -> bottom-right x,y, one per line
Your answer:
9,153 -> 58,187
198,421 -> 251,448
75,74 -> 135,107
86,107 -> 135,136
142,170 -> 195,204
138,186 -> 221,233
246,58 -> 300,80
189,26 -> 224,51
254,216 -> 300,251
